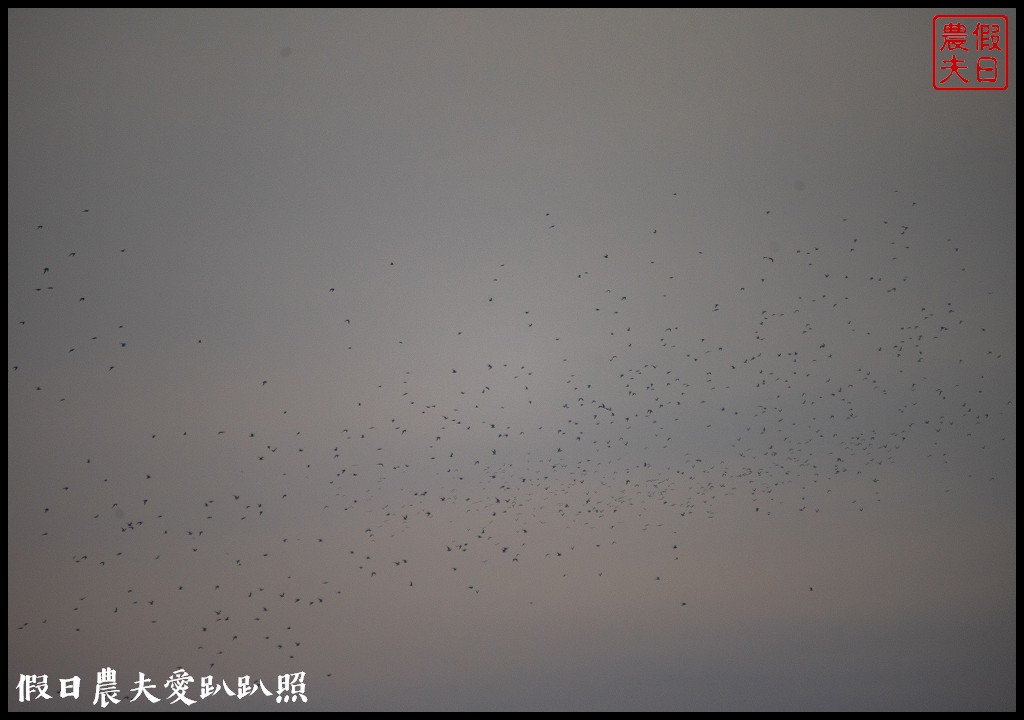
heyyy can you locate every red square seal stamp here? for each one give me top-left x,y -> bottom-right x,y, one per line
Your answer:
933,15 -> 1009,90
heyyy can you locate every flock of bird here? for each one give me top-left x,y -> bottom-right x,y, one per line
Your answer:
10,187 -> 1009,698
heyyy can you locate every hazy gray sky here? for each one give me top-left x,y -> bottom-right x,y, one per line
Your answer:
9,9 -> 1015,711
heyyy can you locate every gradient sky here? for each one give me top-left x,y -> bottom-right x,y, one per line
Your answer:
8,9 -> 1016,711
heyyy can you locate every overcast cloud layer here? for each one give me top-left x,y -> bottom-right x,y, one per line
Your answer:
9,9 -> 1015,711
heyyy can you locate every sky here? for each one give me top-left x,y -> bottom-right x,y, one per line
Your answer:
8,9 -> 1016,711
